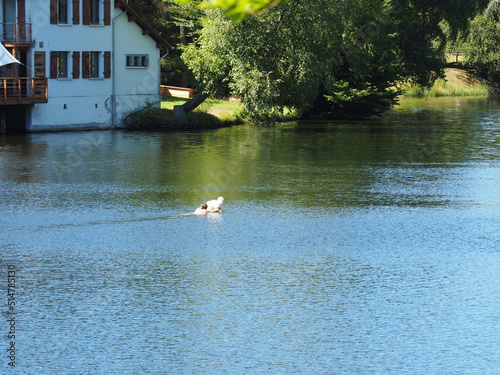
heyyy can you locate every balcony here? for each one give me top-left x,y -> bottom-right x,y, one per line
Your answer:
0,78 -> 48,105
1,23 -> 32,46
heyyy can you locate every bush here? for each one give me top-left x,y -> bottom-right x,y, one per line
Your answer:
125,107 -> 242,131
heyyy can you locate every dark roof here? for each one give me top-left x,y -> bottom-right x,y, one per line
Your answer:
115,1 -> 173,50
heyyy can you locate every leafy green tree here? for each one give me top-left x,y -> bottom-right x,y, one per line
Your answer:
183,1 -> 391,118
463,0 -> 500,85
182,0 -> 487,119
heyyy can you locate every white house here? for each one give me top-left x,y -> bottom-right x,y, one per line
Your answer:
0,0 -> 172,133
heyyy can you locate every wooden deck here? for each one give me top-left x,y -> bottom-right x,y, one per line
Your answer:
0,78 -> 48,105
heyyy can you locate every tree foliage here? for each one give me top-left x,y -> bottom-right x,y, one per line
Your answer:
129,0 -> 204,44
182,0 -> 488,119
129,0 -> 204,85
463,0 -> 500,84
176,0 -> 291,21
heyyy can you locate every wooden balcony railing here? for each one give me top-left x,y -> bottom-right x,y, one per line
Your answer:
0,78 -> 48,105
1,23 -> 32,46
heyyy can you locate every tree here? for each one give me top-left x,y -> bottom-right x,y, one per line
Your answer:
128,0 -> 172,38
182,0 -> 487,120
463,0 -> 500,85
128,0 -> 204,86
182,1 -> 390,118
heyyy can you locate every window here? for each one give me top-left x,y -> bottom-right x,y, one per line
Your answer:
58,0 -> 69,24
57,51 -> 69,78
126,54 -> 149,68
50,51 -> 70,79
82,0 -> 110,25
51,0 -> 79,25
34,52 -> 46,78
89,51 -> 100,78
82,51 -> 110,79
90,0 -> 100,24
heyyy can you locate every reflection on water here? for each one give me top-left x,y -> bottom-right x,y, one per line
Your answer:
1,97 -> 499,374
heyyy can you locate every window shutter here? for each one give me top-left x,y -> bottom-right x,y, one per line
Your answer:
73,0 -> 80,24
50,51 -> 58,78
104,0 -> 111,25
72,52 -> 80,79
104,51 -> 111,78
82,0 -> 90,25
34,52 -> 46,78
82,51 -> 90,78
17,0 -> 26,24
50,0 -> 58,24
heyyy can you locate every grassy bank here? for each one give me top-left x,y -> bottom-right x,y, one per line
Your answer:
126,96 -> 244,131
128,70 -> 494,131
400,68 -> 493,97
161,96 -> 243,117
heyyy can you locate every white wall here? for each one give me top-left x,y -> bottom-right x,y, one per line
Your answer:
25,2 -> 163,131
113,10 -> 162,123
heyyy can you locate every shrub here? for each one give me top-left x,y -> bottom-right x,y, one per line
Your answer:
125,107 -> 242,131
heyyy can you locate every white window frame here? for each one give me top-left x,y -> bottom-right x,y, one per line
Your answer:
125,54 -> 149,68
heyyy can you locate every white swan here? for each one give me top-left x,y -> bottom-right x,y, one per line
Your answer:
206,197 -> 224,212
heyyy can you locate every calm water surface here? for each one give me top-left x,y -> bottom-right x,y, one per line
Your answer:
1,97 -> 499,374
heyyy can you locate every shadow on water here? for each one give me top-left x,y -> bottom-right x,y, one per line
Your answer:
1,96 -> 499,212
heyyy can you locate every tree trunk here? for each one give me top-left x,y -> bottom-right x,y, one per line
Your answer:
183,79 -> 223,113
182,91 -> 210,113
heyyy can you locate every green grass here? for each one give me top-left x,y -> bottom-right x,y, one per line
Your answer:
161,96 -> 243,119
193,98 -> 243,116
160,96 -> 189,110
400,68 -> 492,98
126,96 -> 245,131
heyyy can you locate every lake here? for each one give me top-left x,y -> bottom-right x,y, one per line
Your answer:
1,96 -> 499,374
